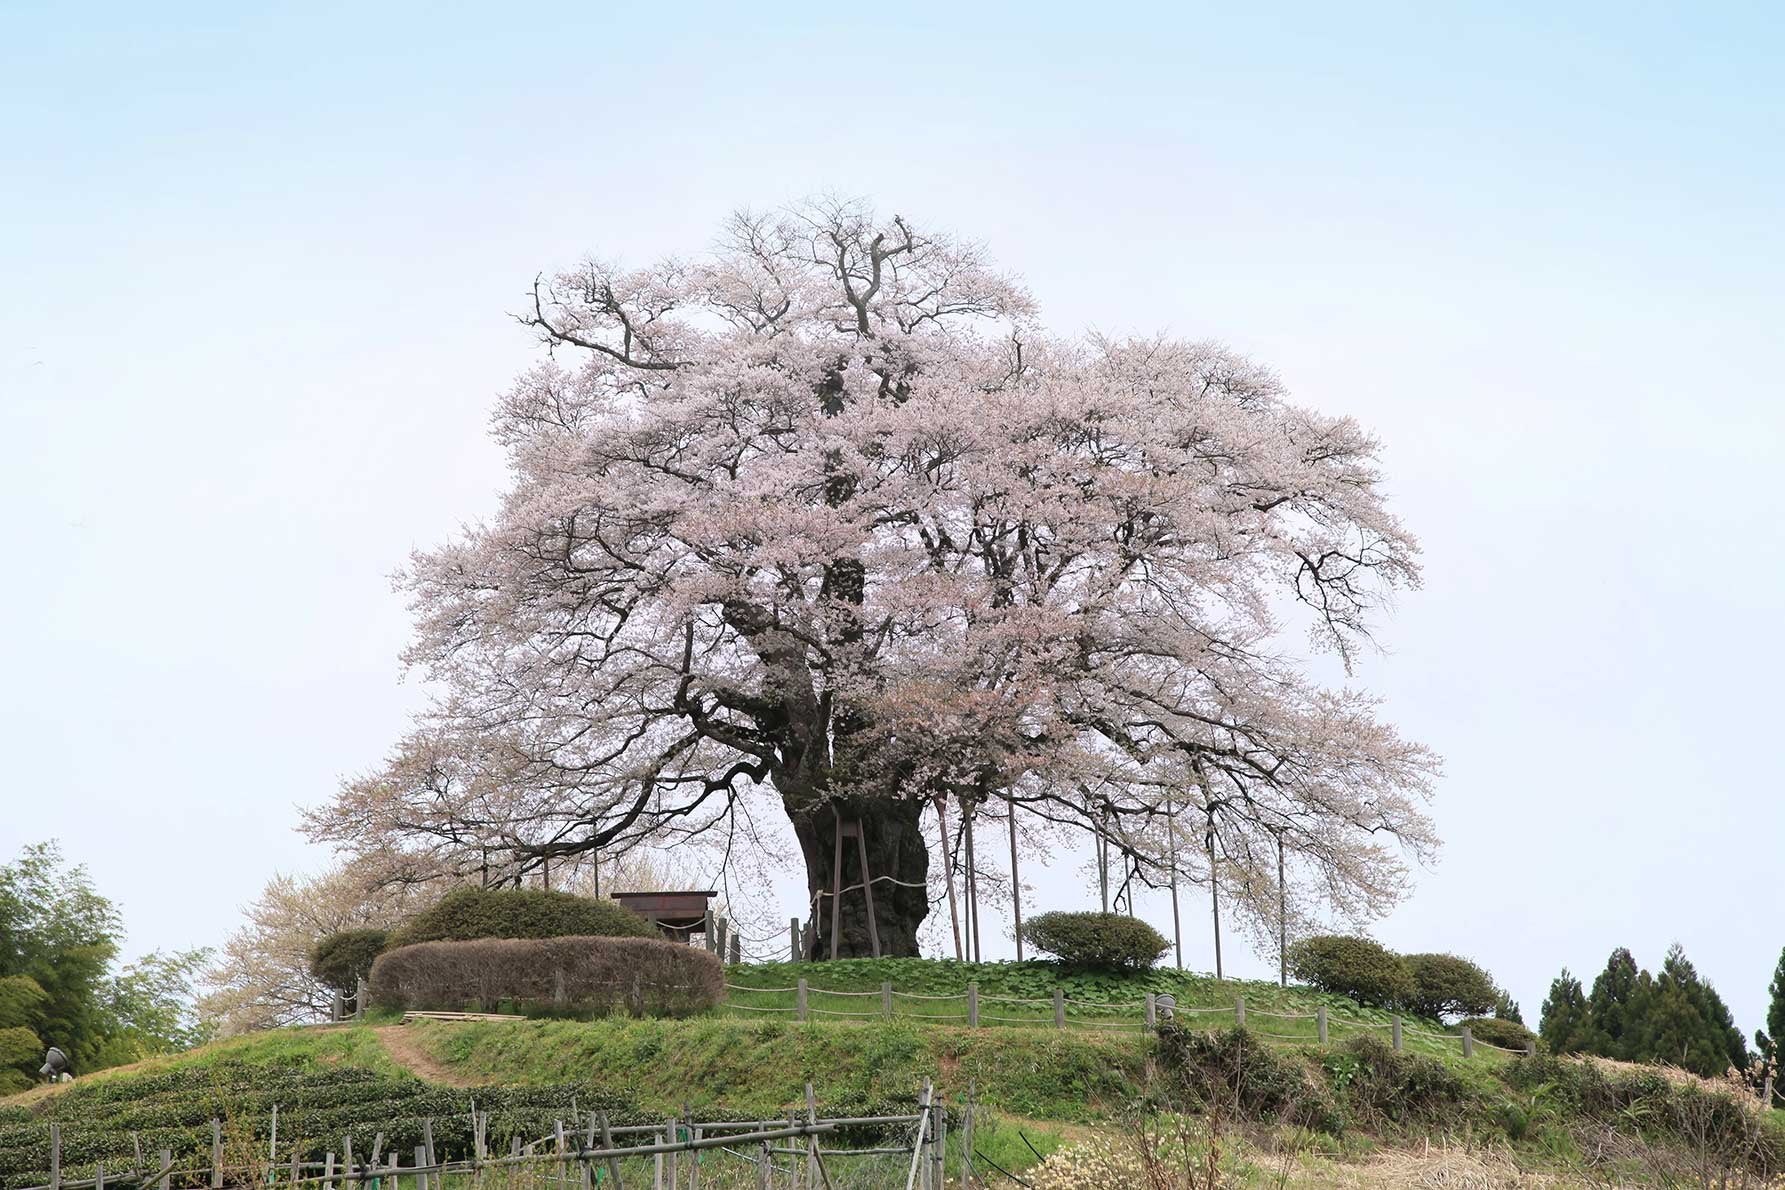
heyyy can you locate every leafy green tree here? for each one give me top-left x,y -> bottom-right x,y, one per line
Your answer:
90,948 -> 213,1067
1402,953 -> 1498,1021
0,842 -> 121,1076
1,842 -> 210,1083
1539,969 -> 1591,1054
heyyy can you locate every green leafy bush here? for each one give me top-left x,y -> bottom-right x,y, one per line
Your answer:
1402,953 -> 1498,1020
1154,1024 -> 1338,1131
387,887 -> 654,948
369,936 -> 721,1017
1286,936 -> 1412,1010
1019,912 -> 1168,970
307,929 -> 388,997
1462,1015 -> 1537,1052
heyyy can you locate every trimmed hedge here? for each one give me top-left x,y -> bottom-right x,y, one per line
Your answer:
1286,936 -> 1413,1010
369,937 -> 722,1017
388,887 -> 654,947
1019,912 -> 1169,970
1403,953 -> 1498,1021
1462,1015 -> 1538,1052
308,929 -> 388,996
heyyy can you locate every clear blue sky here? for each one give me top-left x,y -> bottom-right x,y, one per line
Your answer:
3,3 -> 1781,1033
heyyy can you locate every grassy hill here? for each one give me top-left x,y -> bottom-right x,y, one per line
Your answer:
3,960 -> 1780,1187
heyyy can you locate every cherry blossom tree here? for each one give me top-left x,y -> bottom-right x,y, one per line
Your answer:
306,198 -> 1439,958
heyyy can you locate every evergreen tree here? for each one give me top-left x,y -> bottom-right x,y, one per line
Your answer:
1539,969 -> 1590,1054
1754,946 -> 1784,1104
1619,946 -> 1747,1077
1584,947 -> 1644,1058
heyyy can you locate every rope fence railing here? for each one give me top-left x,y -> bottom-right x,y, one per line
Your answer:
720,980 -> 1539,1062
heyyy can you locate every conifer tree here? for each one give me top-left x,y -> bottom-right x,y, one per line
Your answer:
1584,947 -> 1645,1058
1755,946 -> 1784,1104
1539,969 -> 1590,1054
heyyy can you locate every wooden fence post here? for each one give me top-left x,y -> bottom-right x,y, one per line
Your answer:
355,975 -> 368,1020
422,1119 -> 436,1190
962,1083 -> 976,1187
1391,1016 -> 1403,1052
716,917 -> 729,962
160,1149 -> 173,1190
1317,1005 -> 1328,1046
1235,995 -> 1245,1028
796,978 -> 808,1022
1762,1071 -> 1774,1107
882,981 -> 893,1018
322,1152 -> 335,1190
211,1119 -> 223,1188
1461,1025 -> 1474,1059
704,913 -> 716,953
1053,987 -> 1065,1030
729,934 -> 741,965
967,981 -> 979,1028
790,917 -> 801,962
1525,1039 -> 1537,1059
1145,993 -> 1156,1029
49,1125 -> 61,1190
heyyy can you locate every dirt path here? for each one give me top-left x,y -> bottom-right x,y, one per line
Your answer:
375,1025 -> 483,1087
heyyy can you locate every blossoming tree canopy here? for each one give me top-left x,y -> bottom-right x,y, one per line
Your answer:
307,199 -> 1440,958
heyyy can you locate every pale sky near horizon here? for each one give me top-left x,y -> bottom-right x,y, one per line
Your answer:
3,3 -> 1782,1035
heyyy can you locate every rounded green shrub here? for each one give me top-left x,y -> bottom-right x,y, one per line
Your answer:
1286,935 -> 1413,1010
387,886 -> 654,948
307,928 -> 389,996
1462,1015 -> 1538,1053
1403,953 -> 1498,1021
1019,911 -> 1169,970
368,936 -> 722,1017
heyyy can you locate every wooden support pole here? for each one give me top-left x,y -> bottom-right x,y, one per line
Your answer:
598,1112 -> 620,1188
790,916 -> 802,963
1206,820 -> 1223,981
830,810 -> 845,961
1165,794 -> 1183,970
1276,833 -> 1290,987
935,798 -> 964,962
961,1083 -> 976,1188
854,826 -> 882,959
963,806 -> 980,962
1007,801 -> 1023,960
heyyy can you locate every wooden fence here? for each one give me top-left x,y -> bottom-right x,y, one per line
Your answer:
17,1082 -> 972,1190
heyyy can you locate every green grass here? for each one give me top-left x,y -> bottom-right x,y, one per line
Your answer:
718,958 -> 1499,1063
412,1015 -> 1148,1123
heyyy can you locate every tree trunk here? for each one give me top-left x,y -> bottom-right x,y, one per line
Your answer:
791,795 -> 929,958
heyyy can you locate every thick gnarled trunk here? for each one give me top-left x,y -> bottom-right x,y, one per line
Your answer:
790,794 -> 928,958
